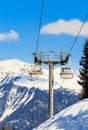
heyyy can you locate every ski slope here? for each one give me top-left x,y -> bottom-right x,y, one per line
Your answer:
33,99 -> 88,130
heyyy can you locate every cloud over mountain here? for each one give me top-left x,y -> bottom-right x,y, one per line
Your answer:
41,19 -> 88,36
0,30 -> 19,41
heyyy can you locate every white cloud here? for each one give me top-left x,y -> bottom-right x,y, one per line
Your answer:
41,19 -> 88,36
0,30 -> 19,41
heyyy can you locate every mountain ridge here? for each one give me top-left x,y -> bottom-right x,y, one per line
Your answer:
0,59 -> 81,91
0,59 -> 81,129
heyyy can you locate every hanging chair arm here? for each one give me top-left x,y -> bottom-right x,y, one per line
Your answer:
65,54 -> 71,64
33,53 -> 41,64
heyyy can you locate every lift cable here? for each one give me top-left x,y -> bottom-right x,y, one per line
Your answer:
60,14 -> 88,76
35,0 -> 44,55
29,0 -> 44,76
68,14 -> 88,54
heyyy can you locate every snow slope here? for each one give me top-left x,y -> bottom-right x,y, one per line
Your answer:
33,99 -> 88,130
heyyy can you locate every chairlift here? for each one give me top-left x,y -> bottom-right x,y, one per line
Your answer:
60,66 -> 73,79
28,64 -> 43,76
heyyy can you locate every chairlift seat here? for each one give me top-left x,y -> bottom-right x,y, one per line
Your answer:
29,64 -> 43,75
60,66 -> 73,79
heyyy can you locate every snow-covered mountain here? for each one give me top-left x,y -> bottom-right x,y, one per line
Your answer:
0,59 -> 81,130
0,59 -> 31,79
33,99 -> 88,130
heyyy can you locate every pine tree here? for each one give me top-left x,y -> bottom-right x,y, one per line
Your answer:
78,39 -> 88,99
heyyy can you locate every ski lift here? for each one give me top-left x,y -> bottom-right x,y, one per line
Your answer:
60,66 -> 73,79
28,64 -> 43,76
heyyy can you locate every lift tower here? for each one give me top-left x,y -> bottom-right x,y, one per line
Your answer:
33,50 -> 69,118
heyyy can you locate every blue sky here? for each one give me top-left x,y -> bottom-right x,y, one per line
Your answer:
0,0 -> 88,72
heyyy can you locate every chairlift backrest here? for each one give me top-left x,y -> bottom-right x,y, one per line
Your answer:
29,64 -> 43,75
60,66 -> 73,79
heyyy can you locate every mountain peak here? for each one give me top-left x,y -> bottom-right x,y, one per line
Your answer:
0,59 -> 31,79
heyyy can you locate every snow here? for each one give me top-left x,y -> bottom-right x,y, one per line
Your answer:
33,99 -> 88,130
0,59 -> 31,79
0,80 -> 34,122
24,90 -> 35,105
11,73 -> 81,93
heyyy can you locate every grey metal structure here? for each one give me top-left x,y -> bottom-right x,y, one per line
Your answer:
33,50 -> 69,118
